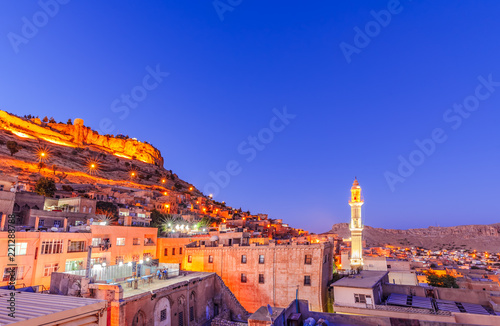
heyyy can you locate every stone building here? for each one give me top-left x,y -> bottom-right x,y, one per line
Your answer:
181,241 -> 334,313
0,225 -> 158,289
50,271 -> 249,326
0,174 -> 17,218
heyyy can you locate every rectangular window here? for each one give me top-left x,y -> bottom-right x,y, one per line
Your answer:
160,309 -> 167,321
144,237 -> 155,246
41,240 -> 63,255
15,242 -> 28,256
67,241 -> 86,253
179,247 -> 183,254
305,254 -> 312,265
208,255 -> 213,263
172,248 -> 176,255
116,238 -> 125,246
16,266 -> 24,280
304,275 -> 311,286
241,255 -> 247,264
259,274 -> 265,284
387,264 -> 392,269
190,306 -> 194,322
3,267 -> 16,282
188,255 -> 192,263
133,238 -> 140,245
92,238 -> 102,247
53,220 -> 62,228
164,248 -> 168,256
39,219 -> 44,227
178,311 -> 184,326
354,294 -> 368,304
115,256 -> 124,264
259,255 -> 265,264
43,263 -> 59,277
241,273 -> 247,283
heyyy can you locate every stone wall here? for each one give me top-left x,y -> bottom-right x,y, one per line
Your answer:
0,110 -> 163,166
183,242 -> 334,313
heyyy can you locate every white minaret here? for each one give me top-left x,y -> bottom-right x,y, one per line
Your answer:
349,178 -> 364,268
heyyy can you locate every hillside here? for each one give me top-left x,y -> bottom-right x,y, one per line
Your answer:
330,223 -> 500,252
0,110 -> 201,197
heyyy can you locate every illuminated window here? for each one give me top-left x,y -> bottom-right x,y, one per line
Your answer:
15,242 -> 28,256
241,255 -> 247,264
259,255 -> 265,264
208,255 -> 213,263
188,255 -> 192,263
116,238 -> 125,246
133,238 -> 140,245
92,238 -> 102,247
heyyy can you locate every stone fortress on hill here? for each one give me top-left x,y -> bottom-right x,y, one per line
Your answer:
0,110 -> 163,166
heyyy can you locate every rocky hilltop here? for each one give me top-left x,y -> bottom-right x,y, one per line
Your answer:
0,110 -> 195,194
0,110 -> 163,166
331,223 -> 500,252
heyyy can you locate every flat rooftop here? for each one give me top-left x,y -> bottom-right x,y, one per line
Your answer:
0,289 -> 105,325
332,271 -> 388,289
123,272 -> 215,299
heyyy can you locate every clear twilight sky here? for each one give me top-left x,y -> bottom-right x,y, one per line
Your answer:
1,1 -> 499,233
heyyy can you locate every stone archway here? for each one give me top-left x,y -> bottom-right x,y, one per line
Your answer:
132,310 -> 146,326
154,296 -> 172,326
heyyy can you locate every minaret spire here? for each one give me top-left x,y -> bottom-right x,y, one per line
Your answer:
349,178 -> 364,268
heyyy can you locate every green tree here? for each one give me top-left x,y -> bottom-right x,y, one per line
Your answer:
6,141 -> 19,156
35,177 -> 57,197
426,272 -> 459,288
96,201 -> 118,218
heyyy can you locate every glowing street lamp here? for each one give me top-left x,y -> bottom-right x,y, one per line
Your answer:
161,179 -> 166,183
139,260 -> 144,264
189,187 -> 193,191
128,262 -> 133,267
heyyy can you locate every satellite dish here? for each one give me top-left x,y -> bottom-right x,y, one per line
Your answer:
267,304 -> 273,317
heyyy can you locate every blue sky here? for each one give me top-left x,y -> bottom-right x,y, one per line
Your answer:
1,1 -> 499,232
